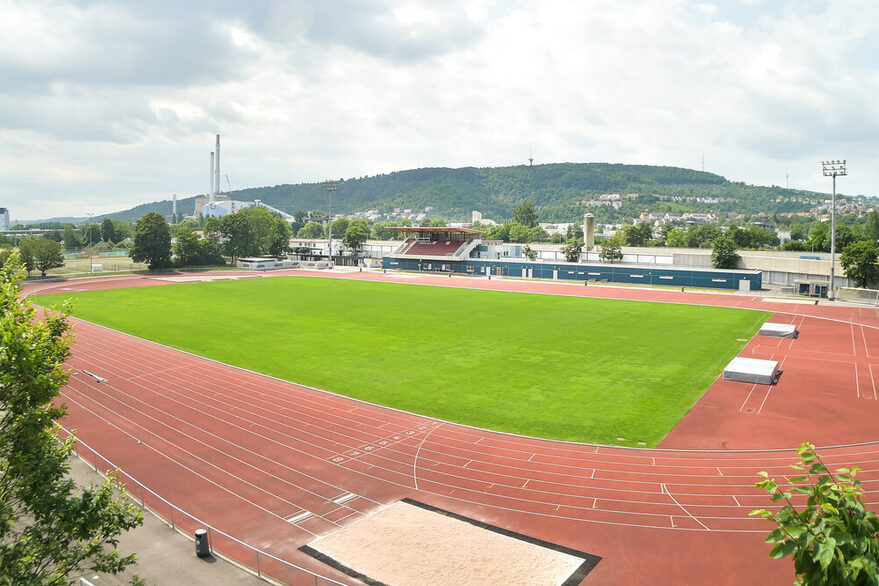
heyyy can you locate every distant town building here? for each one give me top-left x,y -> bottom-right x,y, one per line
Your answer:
0,207 -> 9,232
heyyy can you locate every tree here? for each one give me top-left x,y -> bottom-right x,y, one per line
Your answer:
809,223 -> 830,252
865,211 -> 879,242
219,212 -> 257,262
562,238 -> 584,263
622,223 -> 652,247
32,237 -> 64,277
0,252 -> 143,583
711,236 -> 740,269
512,201 -> 538,228
100,217 -> 116,244
343,219 -> 369,252
62,225 -> 81,250
297,221 -> 324,239
130,211 -> 172,269
16,236 -> 37,275
81,224 -> 102,248
665,227 -> 688,248
599,237 -> 622,263
840,241 -> 879,288
528,226 -> 550,243
522,244 -> 537,261
111,220 -> 133,242
0,246 -> 13,268
266,215 -> 293,257
173,225 -> 201,266
330,218 -> 350,240
508,222 -> 531,243
485,224 -> 511,242
751,442 -> 879,585
371,222 -> 396,240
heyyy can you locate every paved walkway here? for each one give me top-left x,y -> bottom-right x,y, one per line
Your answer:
69,455 -> 270,586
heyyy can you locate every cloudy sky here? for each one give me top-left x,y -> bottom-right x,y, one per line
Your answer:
2,0 -> 877,221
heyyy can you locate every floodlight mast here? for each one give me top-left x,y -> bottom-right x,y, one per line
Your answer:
87,212 -> 93,273
821,160 -> 846,300
322,180 -> 339,266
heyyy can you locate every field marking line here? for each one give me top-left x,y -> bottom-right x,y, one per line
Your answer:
661,483 -> 710,531
862,325 -> 871,358
739,384 -> 758,412
756,386 -> 772,415
851,324 -> 858,357
61,391 -> 321,536
855,363 -> 861,399
66,368 -> 390,518
732,495 -> 741,507
870,364 -> 878,401
413,423 -> 444,491
717,467 -> 723,476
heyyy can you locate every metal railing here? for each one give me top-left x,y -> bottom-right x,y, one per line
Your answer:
59,425 -> 346,586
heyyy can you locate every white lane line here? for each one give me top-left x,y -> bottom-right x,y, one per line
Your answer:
332,493 -> 357,505
861,325 -> 871,358
413,423 -> 444,491
739,384 -> 758,412
855,363 -> 861,399
851,324 -> 858,357
286,511 -> 313,524
661,483 -> 710,531
870,364 -> 878,401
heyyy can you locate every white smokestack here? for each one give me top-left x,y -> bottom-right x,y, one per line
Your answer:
215,134 -> 221,197
172,193 -> 177,220
209,152 -> 215,203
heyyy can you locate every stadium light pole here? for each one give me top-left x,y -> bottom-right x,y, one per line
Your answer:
821,160 -> 846,300
87,212 -> 93,273
322,180 -> 338,266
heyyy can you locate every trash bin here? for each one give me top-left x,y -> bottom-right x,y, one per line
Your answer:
195,528 -> 210,557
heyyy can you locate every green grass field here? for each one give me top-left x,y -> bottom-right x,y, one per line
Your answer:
38,277 -> 768,446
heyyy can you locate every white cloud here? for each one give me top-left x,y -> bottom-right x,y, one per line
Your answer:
0,0 -> 876,221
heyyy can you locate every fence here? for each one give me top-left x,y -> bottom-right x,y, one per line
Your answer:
836,287 -> 879,306
60,426 -> 346,586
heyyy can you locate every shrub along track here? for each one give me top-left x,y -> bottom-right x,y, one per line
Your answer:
26,271 -> 879,585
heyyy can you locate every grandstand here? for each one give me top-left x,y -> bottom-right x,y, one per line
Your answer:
390,227 -> 483,261
384,226 -> 763,290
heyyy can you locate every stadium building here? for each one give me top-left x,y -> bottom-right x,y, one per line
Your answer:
381,226 -> 763,291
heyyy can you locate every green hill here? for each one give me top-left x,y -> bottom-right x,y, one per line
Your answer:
68,162 -> 829,224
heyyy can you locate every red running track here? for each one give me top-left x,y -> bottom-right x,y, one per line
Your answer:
26,271 -> 879,585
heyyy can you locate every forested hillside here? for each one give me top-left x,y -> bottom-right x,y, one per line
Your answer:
87,162 -> 827,224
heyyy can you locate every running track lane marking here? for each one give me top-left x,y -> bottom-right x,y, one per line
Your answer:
757,355 -> 786,415
861,325 -> 871,358
413,422 -> 444,491
856,363 -> 861,399
739,384 -> 758,413
871,364 -> 878,400
661,483 -> 710,531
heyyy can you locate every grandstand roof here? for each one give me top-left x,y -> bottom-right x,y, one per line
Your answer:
389,226 -> 483,234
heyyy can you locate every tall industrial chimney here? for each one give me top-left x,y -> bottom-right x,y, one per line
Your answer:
209,152 -> 215,203
172,194 -> 177,221
584,213 -> 595,251
214,134 -> 221,198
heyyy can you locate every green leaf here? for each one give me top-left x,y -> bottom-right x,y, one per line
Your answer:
815,537 -> 836,570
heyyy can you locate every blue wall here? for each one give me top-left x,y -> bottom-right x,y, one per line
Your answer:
382,257 -> 762,290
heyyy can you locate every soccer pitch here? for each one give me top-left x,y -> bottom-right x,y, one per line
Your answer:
39,277 -> 768,446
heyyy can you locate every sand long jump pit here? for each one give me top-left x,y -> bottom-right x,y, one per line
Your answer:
301,499 -> 600,585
